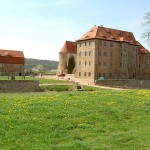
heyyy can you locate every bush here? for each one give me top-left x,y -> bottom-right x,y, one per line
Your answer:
39,85 -> 73,92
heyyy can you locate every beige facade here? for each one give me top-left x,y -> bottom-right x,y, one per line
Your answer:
75,39 -> 140,80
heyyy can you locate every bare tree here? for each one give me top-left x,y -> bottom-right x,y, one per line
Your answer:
142,12 -> 150,46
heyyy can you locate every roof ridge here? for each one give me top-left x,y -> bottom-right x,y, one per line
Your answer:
95,26 -> 99,38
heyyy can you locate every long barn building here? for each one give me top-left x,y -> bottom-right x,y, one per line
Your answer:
0,49 -> 25,76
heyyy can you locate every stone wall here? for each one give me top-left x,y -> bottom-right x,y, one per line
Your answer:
96,79 -> 150,89
0,80 -> 39,93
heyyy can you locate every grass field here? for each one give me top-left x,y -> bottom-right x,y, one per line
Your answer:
0,88 -> 150,149
0,76 -> 68,84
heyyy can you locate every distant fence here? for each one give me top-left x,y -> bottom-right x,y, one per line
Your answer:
96,79 -> 150,89
0,80 -> 39,93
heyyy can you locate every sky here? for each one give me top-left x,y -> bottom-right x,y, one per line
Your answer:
0,0 -> 149,61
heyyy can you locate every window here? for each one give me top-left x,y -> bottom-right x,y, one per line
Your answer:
89,72 -> 91,77
79,43 -> 81,47
110,73 -> 112,77
104,52 -> 106,56
110,52 -> 113,57
98,50 -> 101,56
89,42 -> 91,46
104,62 -> 106,66
79,61 -> 81,65
104,42 -> 106,46
110,43 -> 113,47
103,73 -> 106,77
85,42 -> 86,46
99,61 -> 101,66
89,61 -> 91,66
85,61 -> 87,66
89,51 -> 91,56
85,51 -> 87,56
84,72 -> 86,76
79,72 -> 81,76
99,41 -> 102,46
79,52 -> 81,56
110,62 -> 112,67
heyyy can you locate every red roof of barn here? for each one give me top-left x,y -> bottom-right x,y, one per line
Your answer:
77,26 -> 137,45
0,49 -> 25,64
60,41 -> 77,53
136,41 -> 149,54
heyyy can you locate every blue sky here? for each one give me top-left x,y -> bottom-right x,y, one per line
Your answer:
0,0 -> 149,60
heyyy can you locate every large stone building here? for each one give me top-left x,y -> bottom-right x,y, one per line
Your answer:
0,49 -> 25,77
57,26 -> 150,80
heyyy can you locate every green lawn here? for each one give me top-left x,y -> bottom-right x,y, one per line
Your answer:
0,89 -> 150,149
0,76 -> 68,84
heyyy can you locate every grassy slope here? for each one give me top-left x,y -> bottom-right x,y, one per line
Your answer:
0,89 -> 150,150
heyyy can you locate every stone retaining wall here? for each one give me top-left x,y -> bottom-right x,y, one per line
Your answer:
96,79 -> 150,89
0,80 -> 39,93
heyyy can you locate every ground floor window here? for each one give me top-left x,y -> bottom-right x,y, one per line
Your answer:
89,72 -> 91,77
103,73 -> 106,77
110,73 -> 112,77
79,72 -> 81,76
84,72 -> 86,76
99,73 -> 101,77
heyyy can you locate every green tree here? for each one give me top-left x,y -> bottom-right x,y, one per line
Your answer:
67,56 -> 75,74
142,12 -> 150,46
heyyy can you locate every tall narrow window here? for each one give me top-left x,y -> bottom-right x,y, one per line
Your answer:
89,51 -> 91,56
110,43 -> 113,47
99,61 -> 101,66
84,72 -> 86,76
85,61 -> 87,66
98,50 -> 101,56
79,72 -> 81,76
89,61 -> 91,66
99,41 -> 102,46
85,51 -> 87,56
89,41 -> 91,46
85,42 -> 86,46
89,72 -> 91,77
79,43 -> 81,47
103,73 -> 106,77
110,62 -> 112,67
104,62 -> 106,66
110,73 -> 112,77
104,42 -> 106,46
110,52 -> 113,57
104,52 -> 106,56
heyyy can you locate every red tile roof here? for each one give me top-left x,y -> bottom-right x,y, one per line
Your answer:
0,49 -> 24,64
60,41 -> 77,53
136,41 -> 149,54
77,26 -> 137,45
